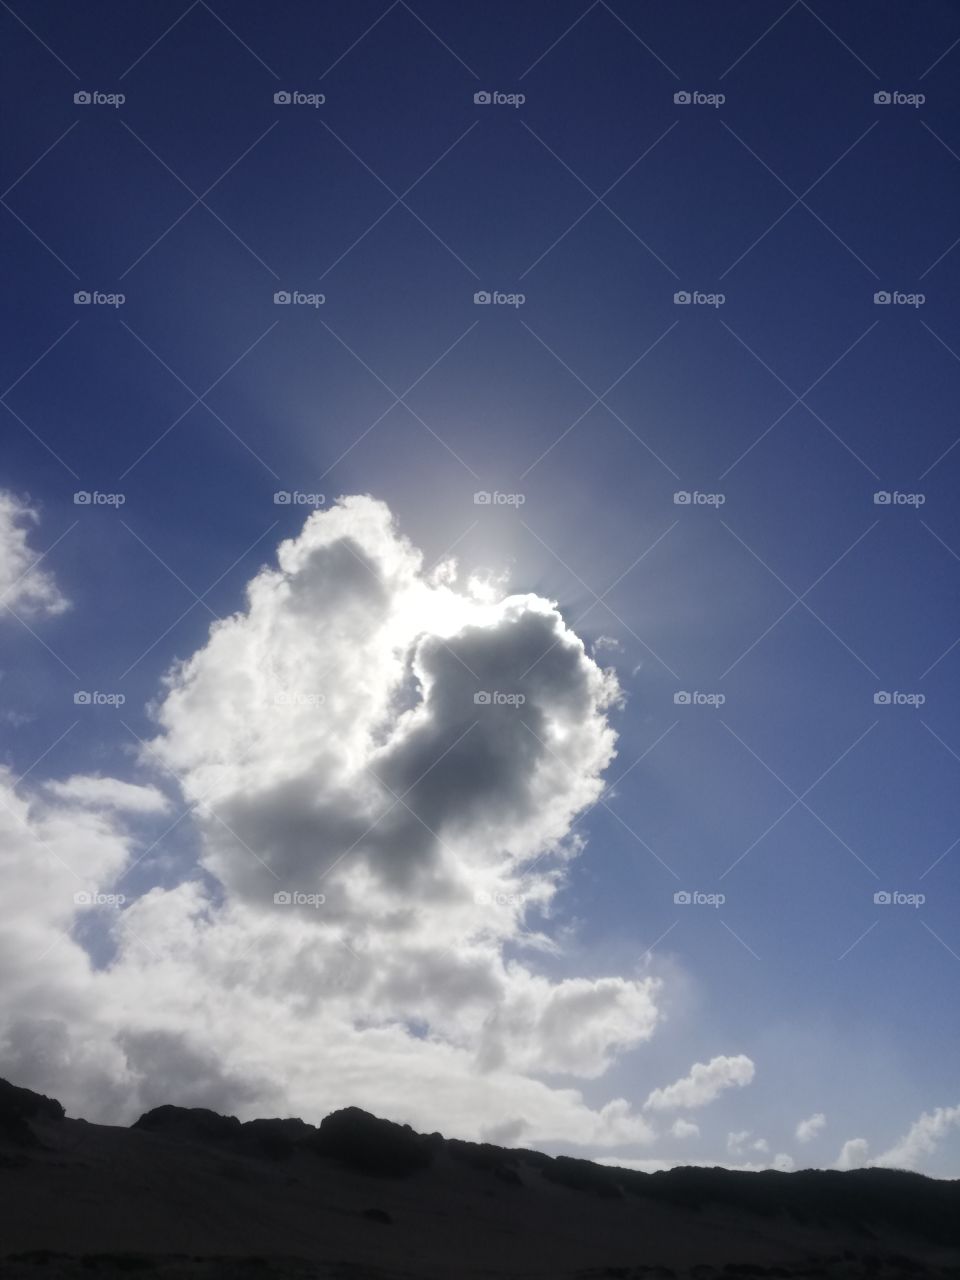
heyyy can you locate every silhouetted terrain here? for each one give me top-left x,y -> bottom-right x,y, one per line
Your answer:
2,1078 -> 958,1279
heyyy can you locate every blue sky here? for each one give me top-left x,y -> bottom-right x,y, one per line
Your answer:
2,0 -> 960,1173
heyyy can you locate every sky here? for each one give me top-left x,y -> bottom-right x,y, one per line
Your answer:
2,0 -> 960,1177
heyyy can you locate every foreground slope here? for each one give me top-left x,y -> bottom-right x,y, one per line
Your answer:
1,1079 -> 958,1279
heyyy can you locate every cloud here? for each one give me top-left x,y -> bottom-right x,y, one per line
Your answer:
597,1150 -> 793,1174
835,1137 -> 870,1170
872,1105 -> 960,1171
0,497 -> 663,1149
831,1105 -> 960,1172
671,1118 -> 699,1139
0,491 -> 69,619
727,1130 -> 768,1157
592,635 -> 622,655
45,776 -> 170,814
795,1111 -> 826,1143
644,1054 -> 755,1111
150,497 -> 622,919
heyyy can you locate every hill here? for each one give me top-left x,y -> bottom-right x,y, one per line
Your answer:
1,1078 -> 958,1279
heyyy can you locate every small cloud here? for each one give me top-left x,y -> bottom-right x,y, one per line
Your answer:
0,708 -> 34,728
0,492 -> 69,619
873,1104 -> 960,1171
645,1054 -> 755,1111
795,1111 -> 826,1144
727,1129 -> 768,1157
671,1118 -> 699,1140
593,635 -> 622,656
45,775 -> 170,814
835,1137 -> 870,1170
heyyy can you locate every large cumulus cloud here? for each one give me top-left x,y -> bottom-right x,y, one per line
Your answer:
0,496 -> 662,1147
149,496 -> 621,927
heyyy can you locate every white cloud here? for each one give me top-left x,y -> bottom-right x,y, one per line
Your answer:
727,1129 -> 768,1157
670,1118 -> 699,1140
835,1137 -> 870,1170
45,775 -> 170,814
0,491 -> 68,619
644,1054 -> 755,1111
597,1151 -> 794,1174
832,1104 -> 960,1173
795,1111 -> 826,1143
872,1105 -> 960,1171
0,497 -> 664,1149
592,635 -> 622,655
